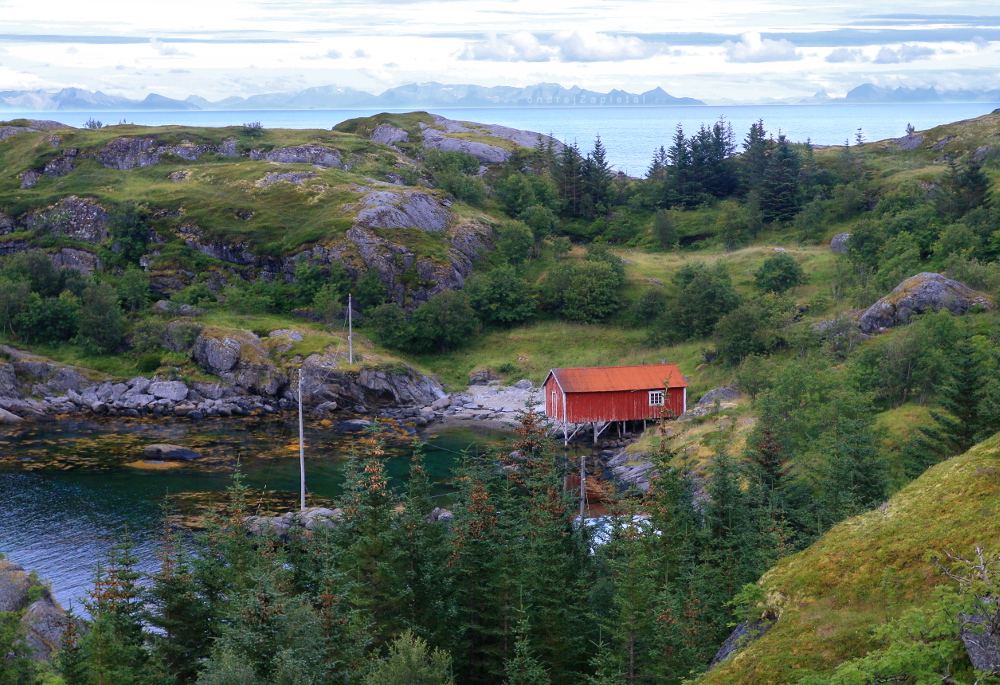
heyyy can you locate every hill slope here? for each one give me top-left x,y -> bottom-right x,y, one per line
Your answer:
699,432 -> 1000,683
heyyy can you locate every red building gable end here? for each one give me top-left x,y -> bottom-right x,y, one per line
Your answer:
543,364 -> 687,424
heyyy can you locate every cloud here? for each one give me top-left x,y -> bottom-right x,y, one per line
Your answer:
972,36 -> 990,50
724,32 -> 800,62
303,48 -> 342,60
169,69 -> 191,73
149,38 -> 191,57
458,32 -> 554,62
873,44 -> 934,63
353,48 -> 370,58
550,31 -> 660,62
826,47 -> 868,63
66,47 -> 78,55
357,67 -> 392,82
459,31 -> 658,62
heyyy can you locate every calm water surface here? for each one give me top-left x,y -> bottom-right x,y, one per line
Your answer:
0,416 -> 510,608
7,103 -> 999,174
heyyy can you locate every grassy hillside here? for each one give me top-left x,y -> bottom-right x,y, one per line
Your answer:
698,432 -> 1000,684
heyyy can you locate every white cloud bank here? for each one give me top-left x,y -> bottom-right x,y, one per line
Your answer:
458,31 -> 660,62
826,47 -> 868,63
873,44 -> 935,64
723,32 -> 800,63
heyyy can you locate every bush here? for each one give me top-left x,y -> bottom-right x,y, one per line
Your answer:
538,260 -> 623,323
753,253 -> 806,293
108,201 -> 151,264
493,220 -> 534,268
628,288 -> 668,327
172,283 -> 215,307
651,262 -> 740,342
421,149 -> 479,175
77,281 -> 126,353
242,121 -> 264,138
518,205 -> 558,241
713,295 -> 795,365
15,292 -> 79,344
465,267 -> 537,327
312,283 -> 343,324
651,209 -> 678,250
354,271 -> 390,313
411,291 -> 480,353
3,250 -> 85,298
116,267 -> 150,313
368,303 -> 412,350
550,236 -> 573,258
716,200 -> 763,250
222,287 -> 271,315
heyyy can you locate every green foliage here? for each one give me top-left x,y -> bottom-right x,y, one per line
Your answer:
171,283 -> 215,307
493,220 -> 535,268
651,261 -> 741,342
652,209 -> 679,250
76,281 -> 126,354
354,271 -> 390,314
753,253 -> 806,293
364,631 -> 455,685
465,266 -> 537,327
411,290 -> 480,353
312,283 -> 344,325
537,258 -> 624,323
518,205 -> 558,242
368,302 -> 413,351
108,201 -> 151,265
83,118 -> 103,129
713,294 -> 795,365
16,291 -> 80,344
716,200 -> 763,250
115,267 -> 150,313
242,121 -> 264,138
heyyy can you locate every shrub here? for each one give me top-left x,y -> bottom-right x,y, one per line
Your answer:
651,209 -> 678,250
493,220 -> 534,268
222,287 -> 271,315
83,118 -> 103,129
518,205 -> 558,241
172,283 -> 215,307
753,253 -> 806,293
368,303 -> 412,350
116,267 -> 150,313
15,292 -> 79,344
538,260 -> 623,323
108,201 -> 151,265
354,271 -> 390,313
438,172 -> 487,205
312,283 -> 343,324
713,295 -> 795,365
410,291 -> 480,353
77,281 -> 126,353
465,267 -> 537,327
242,121 -> 264,138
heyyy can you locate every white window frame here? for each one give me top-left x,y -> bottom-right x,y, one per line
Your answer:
649,390 -> 665,406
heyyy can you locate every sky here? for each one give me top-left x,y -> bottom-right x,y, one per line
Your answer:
1,0 -> 999,102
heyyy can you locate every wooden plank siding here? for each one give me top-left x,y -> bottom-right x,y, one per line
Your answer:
543,364 -> 687,423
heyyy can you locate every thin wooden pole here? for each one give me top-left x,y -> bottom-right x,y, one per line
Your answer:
348,293 -> 353,364
579,455 -> 586,519
298,368 -> 306,510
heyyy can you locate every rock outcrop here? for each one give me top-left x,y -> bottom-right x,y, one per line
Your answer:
0,559 -> 32,612
191,328 -> 288,397
417,114 -> 563,165
709,618 -> 777,667
356,190 -> 452,232
858,272 -> 995,334
25,196 -> 109,243
97,136 -> 238,170
370,124 -> 409,146
251,145 -> 343,168
830,232 -> 851,254
20,597 -> 70,661
246,507 -> 343,537
51,247 -> 101,274
143,444 -> 201,460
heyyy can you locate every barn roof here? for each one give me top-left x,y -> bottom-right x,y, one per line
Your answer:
544,364 -> 688,393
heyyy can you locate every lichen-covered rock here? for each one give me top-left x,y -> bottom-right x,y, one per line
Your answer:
709,618 -> 777,667
143,443 -> 201,460
0,559 -> 31,612
97,136 -> 239,170
259,171 -> 316,186
19,596 -> 67,661
370,123 -> 409,145
421,127 -> 510,164
43,154 -> 76,178
26,196 -> 108,243
256,145 -> 343,168
20,169 -> 40,189
0,210 -> 16,235
192,332 -> 248,373
51,247 -> 100,275
191,329 -> 288,396
830,232 -> 852,254
697,386 -> 738,406
148,381 -> 190,401
858,272 -> 995,334
356,190 -> 452,232
296,349 -> 445,408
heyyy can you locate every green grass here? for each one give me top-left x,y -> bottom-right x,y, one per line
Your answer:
696,432 -> 1000,685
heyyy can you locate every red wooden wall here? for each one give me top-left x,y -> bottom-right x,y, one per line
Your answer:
544,378 -> 685,422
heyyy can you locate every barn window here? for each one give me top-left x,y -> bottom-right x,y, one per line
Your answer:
649,390 -> 664,406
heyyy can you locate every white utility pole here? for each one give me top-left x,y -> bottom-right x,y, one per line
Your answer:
298,368 -> 306,510
348,293 -> 353,364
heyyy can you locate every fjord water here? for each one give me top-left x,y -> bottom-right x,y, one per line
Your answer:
0,418 -> 508,608
13,102 -> 999,174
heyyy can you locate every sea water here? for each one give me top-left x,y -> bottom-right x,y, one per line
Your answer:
7,102 -> 998,175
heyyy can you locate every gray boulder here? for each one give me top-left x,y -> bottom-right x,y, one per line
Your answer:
335,419 -> 372,432
260,171 -> 316,186
20,169 -> 40,189
153,300 -> 205,317
0,560 -> 31,612
20,596 -> 67,661
51,248 -> 100,275
830,232 -> 852,254
143,444 -> 201,461
513,379 -> 533,390
258,145 -> 343,168
710,618 -> 776,667
147,381 -> 189,402
356,191 -> 451,232
960,607 -> 1000,671
858,272 -> 995,334
371,124 -> 409,145
469,368 -> 500,385
26,196 -> 109,243
697,386 -> 738,407
0,407 -> 24,424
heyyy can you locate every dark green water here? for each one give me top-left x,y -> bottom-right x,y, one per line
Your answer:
0,416 -> 510,608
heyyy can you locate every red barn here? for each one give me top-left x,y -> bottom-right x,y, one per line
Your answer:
543,363 -> 688,428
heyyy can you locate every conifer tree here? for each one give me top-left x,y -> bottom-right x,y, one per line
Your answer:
740,119 -> 771,194
904,338 -> 998,478
584,135 -> 614,217
556,143 -> 584,218
503,616 -> 552,685
758,134 -> 801,223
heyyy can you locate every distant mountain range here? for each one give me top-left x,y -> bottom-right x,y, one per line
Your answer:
0,83 -> 705,111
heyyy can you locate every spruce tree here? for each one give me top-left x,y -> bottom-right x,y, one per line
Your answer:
584,135 -> 614,217
740,120 -> 771,195
758,134 -> 801,223
904,338 -> 997,478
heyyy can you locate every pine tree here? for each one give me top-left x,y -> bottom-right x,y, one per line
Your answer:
740,120 -> 771,195
743,396 -> 792,493
758,134 -> 801,223
583,135 -> 614,217
667,124 -> 693,206
503,617 -> 552,685
904,338 -> 997,478
556,142 -> 585,218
